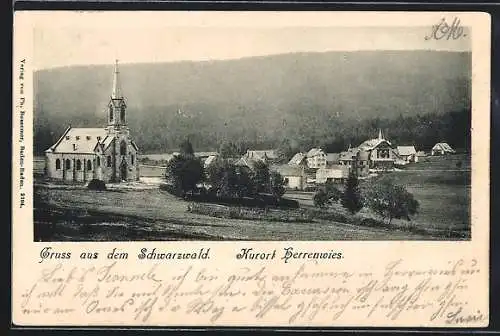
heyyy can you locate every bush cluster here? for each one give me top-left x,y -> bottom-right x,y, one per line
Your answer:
188,203 -> 312,222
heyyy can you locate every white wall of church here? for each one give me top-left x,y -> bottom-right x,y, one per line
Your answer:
46,153 -> 98,183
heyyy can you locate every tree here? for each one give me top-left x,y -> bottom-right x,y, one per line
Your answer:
364,177 -> 419,225
252,160 -> 270,193
269,171 -> 286,199
276,138 -> 298,163
235,166 -> 256,198
341,170 -> 363,214
206,160 -> 255,198
165,155 -> 204,197
218,141 -> 242,159
179,138 -> 194,157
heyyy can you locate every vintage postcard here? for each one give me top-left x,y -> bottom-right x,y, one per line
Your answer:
12,11 -> 490,327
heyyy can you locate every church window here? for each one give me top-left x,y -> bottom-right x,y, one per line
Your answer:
73,144 -> 78,151
55,159 -> 61,170
87,160 -> 92,171
97,136 -> 101,141
86,136 -> 91,140
65,136 -> 70,140
120,106 -> 126,123
76,160 -> 82,171
131,154 -> 134,165
76,136 -> 80,140
65,159 -> 71,170
120,141 -> 127,155
107,156 -> 112,167
109,107 -> 113,122
97,156 -> 101,167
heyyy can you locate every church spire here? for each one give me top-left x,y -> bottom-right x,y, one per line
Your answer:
378,129 -> 383,140
112,59 -> 122,99
107,60 -> 127,128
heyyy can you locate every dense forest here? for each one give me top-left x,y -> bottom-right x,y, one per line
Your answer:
214,108 -> 471,161
33,50 -> 471,156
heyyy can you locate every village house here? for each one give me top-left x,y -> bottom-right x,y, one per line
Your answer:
45,60 -> 140,183
325,153 -> 340,166
356,130 -> 398,171
288,152 -> 307,166
338,130 -> 400,175
306,148 -> 327,169
316,164 -> 349,184
339,148 -> 370,177
273,164 -> 307,190
431,142 -> 456,156
203,153 -> 220,169
242,149 -> 278,163
397,145 -> 418,164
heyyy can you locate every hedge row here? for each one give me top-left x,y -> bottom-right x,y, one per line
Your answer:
187,202 -> 312,223
160,182 -> 299,209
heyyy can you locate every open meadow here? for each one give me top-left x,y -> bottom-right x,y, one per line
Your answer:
33,154 -> 470,241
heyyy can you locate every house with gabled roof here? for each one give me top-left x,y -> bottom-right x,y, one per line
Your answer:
431,142 -> 456,156
357,130 -> 397,171
272,164 -> 306,190
45,60 -> 140,183
397,145 -> 418,163
306,148 -> 327,169
242,149 -> 278,163
338,130 -> 398,175
288,152 -> 307,166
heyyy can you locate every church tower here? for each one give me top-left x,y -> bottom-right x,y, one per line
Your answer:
107,60 -> 128,130
103,60 -> 139,182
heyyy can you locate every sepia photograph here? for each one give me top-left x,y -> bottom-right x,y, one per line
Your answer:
32,18 -> 473,242
12,11 -> 490,328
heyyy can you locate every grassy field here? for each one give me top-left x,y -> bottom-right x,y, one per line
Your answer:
33,154 -> 470,241
35,186 -> 440,241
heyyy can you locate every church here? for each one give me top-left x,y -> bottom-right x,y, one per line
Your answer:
45,61 -> 140,183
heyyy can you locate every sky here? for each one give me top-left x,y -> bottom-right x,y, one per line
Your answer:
31,12 -> 472,70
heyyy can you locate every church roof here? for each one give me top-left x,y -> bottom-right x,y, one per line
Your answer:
98,135 -> 115,151
358,138 -> 392,151
48,127 -> 108,154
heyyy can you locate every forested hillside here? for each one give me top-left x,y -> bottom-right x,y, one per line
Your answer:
34,50 -> 471,155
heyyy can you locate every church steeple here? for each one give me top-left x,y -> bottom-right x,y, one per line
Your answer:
378,129 -> 383,140
107,60 -> 127,128
112,59 -> 122,99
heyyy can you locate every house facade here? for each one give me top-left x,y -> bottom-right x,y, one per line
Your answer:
306,148 -> 327,169
45,60 -> 140,183
339,148 -> 370,177
357,130 -> 397,171
316,165 -> 349,184
273,165 -> 306,190
431,142 -> 456,156
397,146 -> 418,163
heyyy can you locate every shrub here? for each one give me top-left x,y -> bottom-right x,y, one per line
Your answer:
87,179 -> 106,191
313,189 -> 330,208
